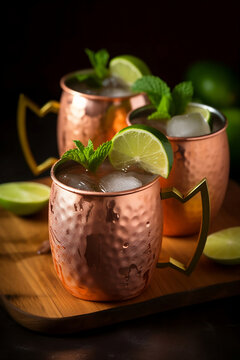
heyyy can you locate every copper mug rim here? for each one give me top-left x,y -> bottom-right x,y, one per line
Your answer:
51,159 -> 161,198
60,69 -> 144,102
126,102 -> 228,141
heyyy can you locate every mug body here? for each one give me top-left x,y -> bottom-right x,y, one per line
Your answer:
57,70 -> 148,155
127,103 -> 230,236
49,160 -> 162,301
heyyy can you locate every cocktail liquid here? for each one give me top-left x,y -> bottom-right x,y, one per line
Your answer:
129,105 -> 219,137
66,74 -> 133,97
56,160 -> 157,193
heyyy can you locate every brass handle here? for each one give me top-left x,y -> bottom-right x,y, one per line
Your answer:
17,94 -> 60,176
158,178 -> 210,275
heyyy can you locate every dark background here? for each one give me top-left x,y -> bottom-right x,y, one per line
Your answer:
1,2 -> 240,358
2,0 -> 240,183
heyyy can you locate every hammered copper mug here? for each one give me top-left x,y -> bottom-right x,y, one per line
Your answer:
17,69 -> 148,175
127,103 -> 230,236
49,159 -> 209,301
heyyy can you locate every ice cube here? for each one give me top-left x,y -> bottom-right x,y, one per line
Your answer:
102,76 -> 129,89
100,87 -> 132,97
99,172 -> 142,192
100,76 -> 132,97
57,173 -> 98,191
166,113 -> 211,137
127,171 -> 157,186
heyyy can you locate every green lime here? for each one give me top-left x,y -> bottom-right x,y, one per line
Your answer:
184,104 -> 211,122
109,124 -> 173,178
0,182 -> 50,216
109,55 -> 151,85
203,227 -> 240,265
185,61 -> 240,108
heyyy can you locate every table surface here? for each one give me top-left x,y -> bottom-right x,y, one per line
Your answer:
1,192 -> 240,359
1,114 -> 240,359
1,295 -> 240,360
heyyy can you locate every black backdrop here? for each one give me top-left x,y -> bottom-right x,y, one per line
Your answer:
2,0 -> 240,182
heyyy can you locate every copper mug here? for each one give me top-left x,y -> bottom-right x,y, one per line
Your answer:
127,103 -> 230,236
17,69 -> 147,176
49,159 -> 210,301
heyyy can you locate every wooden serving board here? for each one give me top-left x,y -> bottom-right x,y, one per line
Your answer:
0,178 -> 240,334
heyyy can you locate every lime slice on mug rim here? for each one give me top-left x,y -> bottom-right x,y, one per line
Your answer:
203,227 -> 240,265
109,55 -> 151,85
0,181 -> 50,215
109,124 -> 173,178
184,104 -> 211,123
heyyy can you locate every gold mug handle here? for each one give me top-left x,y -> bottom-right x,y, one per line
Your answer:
158,178 -> 210,275
17,94 -> 60,176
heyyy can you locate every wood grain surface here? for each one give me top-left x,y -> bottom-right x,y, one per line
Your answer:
0,178 -> 239,334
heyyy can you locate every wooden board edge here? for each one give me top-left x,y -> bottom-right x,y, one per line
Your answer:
1,280 -> 240,335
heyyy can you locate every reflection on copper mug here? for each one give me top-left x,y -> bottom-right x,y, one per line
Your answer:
127,103 -> 230,236
49,160 -> 209,301
17,69 -> 148,175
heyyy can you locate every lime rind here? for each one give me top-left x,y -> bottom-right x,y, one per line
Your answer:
109,125 -> 173,178
0,182 -> 50,215
203,227 -> 240,265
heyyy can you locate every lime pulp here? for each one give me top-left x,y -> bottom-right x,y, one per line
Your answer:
203,227 -> 240,265
184,104 -> 211,123
109,55 -> 151,85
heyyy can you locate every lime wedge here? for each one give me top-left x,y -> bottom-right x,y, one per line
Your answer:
109,125 -> 173,178
109,55 -> 151,85
203,227 -> 240,265
184,104 -> 211,122
0,182 -> 50,215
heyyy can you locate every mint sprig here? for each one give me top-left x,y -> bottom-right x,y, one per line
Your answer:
61,139 -> 112,172
85,48 -> 109,79
76,48 -> 110,87
132,75 -> 193,120
171,81 -> 193,115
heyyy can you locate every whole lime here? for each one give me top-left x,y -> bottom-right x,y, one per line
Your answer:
185,61 -> 240,108
221,107 -> 240,176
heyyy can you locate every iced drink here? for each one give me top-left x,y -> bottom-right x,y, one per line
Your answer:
127,103 -> 229,236
56,159 -> 157,193
50,159 -> 162,301
128,103 -> 213,138
67,72 -> 133,98
48,126 -> 210,301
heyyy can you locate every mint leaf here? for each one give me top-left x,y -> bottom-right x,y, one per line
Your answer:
73,140 -> 86,152
132,76 -> 194,120
61,148 -> 87,168
76,49 -> 110,87
158,94 -> 172,117
84,139 -> 95,160
85,48 -> 109,79
171,81 -> 193,115
148,94 -> 172,120
61,139 -> 112,172
88,141 -> 112,172
85,48 -> 97,68
94,49 -> 109,79
132,75 -> 171,108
